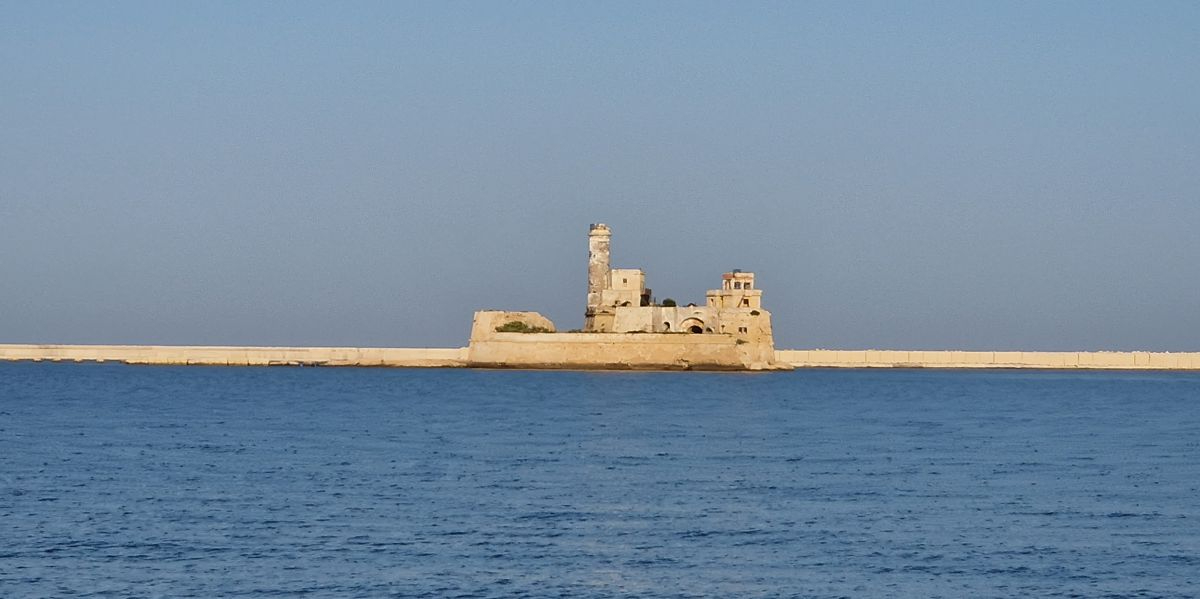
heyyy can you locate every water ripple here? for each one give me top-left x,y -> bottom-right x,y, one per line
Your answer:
1,364 -> 1198,597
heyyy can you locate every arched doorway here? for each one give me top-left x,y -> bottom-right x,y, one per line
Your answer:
679,318 -> 705,334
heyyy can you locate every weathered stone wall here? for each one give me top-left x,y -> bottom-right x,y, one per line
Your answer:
775,349 -> 1200,370
0,344 -> 468,367
467,332 -> 780,370
467,310 -> 782,370
469,311 -> 556,341
610,304 -> 776,344
612,305 -> 694,333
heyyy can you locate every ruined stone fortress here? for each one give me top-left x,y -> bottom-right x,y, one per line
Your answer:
583,223 -> 774,344
465,223 -> 789,370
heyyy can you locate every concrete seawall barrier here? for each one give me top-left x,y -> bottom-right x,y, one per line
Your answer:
0,344 -> 469,367
774,350 -> 1200,370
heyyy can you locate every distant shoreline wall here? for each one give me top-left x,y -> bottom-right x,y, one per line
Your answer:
0,344 -> 468,367
4,344 -> 1199,371
775,349 -> 1200,370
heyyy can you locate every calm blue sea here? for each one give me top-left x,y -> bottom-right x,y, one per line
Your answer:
1,363 -> 1198,598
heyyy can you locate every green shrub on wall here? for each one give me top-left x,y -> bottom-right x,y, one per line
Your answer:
661,298 -> 677,307
495,321 -> 552,333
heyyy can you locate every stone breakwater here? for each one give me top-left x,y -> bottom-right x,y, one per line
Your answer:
2,344 -> 1199,370
775,349 -> 1200,370
0,344 -> 467,367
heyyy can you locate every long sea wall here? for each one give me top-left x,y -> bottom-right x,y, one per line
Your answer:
774,349 -> 1200,370
4,344 -> 1200,370
0,344 -> 468,367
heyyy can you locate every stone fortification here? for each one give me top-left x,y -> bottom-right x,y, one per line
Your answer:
571,223 -> 787,369
459,223 -> 791,370
580,224 -> 777,344
467,310 -> 781,370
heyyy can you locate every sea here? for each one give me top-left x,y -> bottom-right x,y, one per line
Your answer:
1,362 -> 1198,598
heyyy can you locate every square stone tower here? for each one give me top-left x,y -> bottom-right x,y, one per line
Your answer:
584,223 -> 613,331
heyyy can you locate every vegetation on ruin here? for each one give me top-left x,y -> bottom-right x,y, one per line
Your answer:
495,321 -> 552,333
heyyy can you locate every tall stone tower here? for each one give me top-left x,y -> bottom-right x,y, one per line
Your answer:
584,223 -> 611,331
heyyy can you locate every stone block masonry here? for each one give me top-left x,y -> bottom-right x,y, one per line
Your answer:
467,332 -> 781,371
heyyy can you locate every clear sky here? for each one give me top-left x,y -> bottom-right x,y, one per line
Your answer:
2,1 -> 1197,350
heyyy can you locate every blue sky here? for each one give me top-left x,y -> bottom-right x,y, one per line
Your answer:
2,1 -> 1197,350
